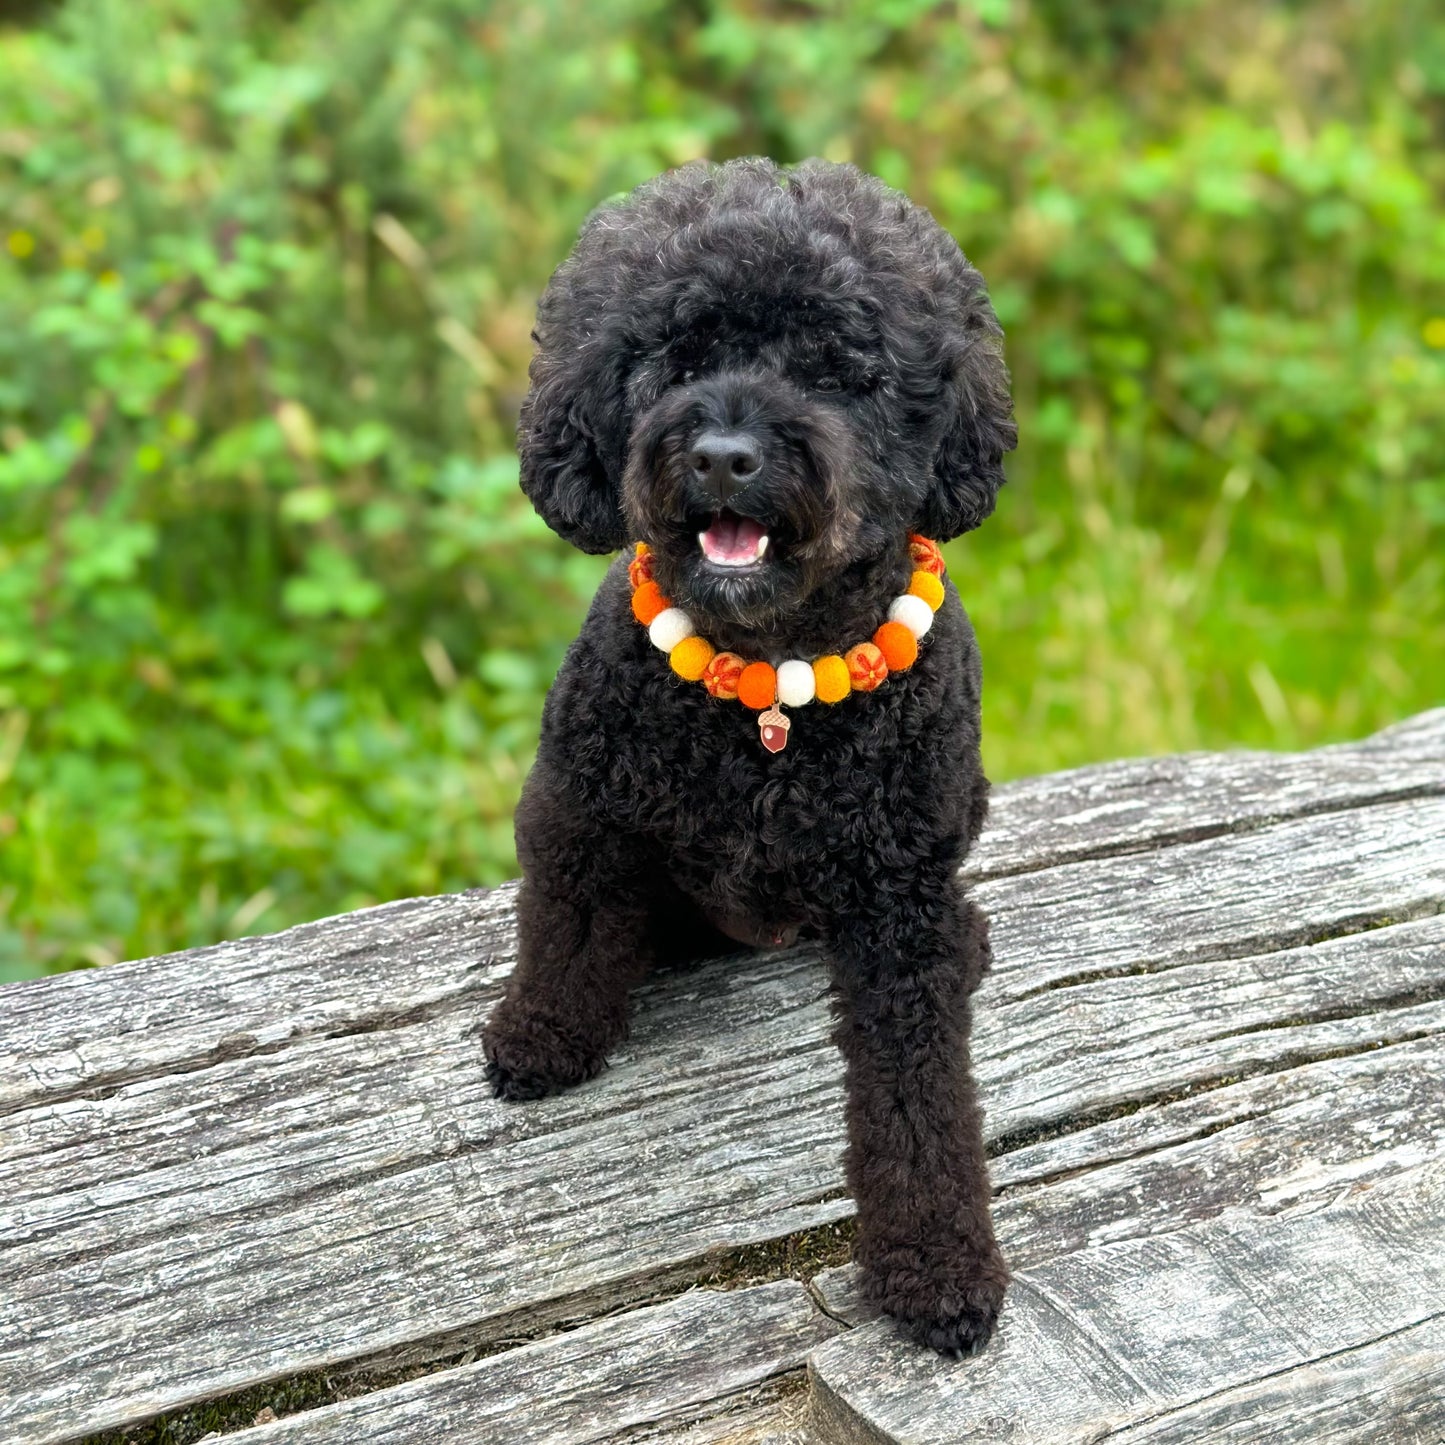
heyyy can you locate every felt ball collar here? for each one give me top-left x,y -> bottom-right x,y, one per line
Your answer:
628,534 -> 947,753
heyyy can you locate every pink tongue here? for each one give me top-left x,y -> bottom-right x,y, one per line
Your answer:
701,512 -> 765,562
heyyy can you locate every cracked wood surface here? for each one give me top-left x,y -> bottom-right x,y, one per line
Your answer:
806,1164 -> 1445,1444
0,710 -> 1441,1444
244,1281 -> 836,1445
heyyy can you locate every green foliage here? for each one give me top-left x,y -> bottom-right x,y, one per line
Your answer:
2,0 -> 1443,980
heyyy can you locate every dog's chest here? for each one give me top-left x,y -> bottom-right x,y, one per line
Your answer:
576,673 -> 923,922
540,592 -> 974,927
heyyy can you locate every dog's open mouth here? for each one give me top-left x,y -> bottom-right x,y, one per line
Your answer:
698,509 -> 769,568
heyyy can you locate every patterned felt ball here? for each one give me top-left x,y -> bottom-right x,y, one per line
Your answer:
628,549 -> 655,590
888,592 -> 934,639
908,534 -> 946,577
669,635 -> 715,681
631,580 -> 668,626
845,642 -> 888,692
737,661 -> 778,710
812,654 -> 851,703
703,650 -> 745,700
776,658 -> 816,707
648,607 -> 695,652
873,620 -> 919,672
907,569 -> 945,610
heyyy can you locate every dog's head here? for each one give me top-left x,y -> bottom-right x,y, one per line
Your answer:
519,158 -> 1015,627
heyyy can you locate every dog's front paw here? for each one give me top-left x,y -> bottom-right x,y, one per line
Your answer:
481,1005 -> 609,1102
862,1245 -> 1009,1359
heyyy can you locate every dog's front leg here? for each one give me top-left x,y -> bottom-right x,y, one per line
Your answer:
483,784 -> 654,1102
827,874 -> 1008,1356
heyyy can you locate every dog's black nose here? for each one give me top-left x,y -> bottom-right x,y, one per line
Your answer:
689,431 -> 762,498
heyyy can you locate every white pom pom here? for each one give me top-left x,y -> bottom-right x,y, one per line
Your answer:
648,607 -> 695,652
888,593 -> 934,638
777,659 -> 816,707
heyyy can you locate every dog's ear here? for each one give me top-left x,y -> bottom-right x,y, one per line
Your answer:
915,303 -> 1017,543
517,299 -> 629,556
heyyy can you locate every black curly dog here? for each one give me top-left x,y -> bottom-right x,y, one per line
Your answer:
482,158 -> 1017,1356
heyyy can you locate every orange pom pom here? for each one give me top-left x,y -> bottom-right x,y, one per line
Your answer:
907,569 -> 945,611
628,549 -> 655,589
631,580 -> 668,626
873,620 -> 918,672
737,661 -> 778,710
908,534 -> 945,578
669,635 -> 715,681
813,654 -> 851,704
845,642 -> 888,692
703,651 -> 745,700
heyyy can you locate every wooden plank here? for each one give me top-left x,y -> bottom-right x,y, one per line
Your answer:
1105,1316 -> 1445,1443
6,914 -> 1441,1276
805,1163 -> 1445,1444
12,918 -> 1442,1270
971,706 -> 1445,879
2,714 -> 1439,1117
0,951 -> 851,1445
600,1381 -> 802,1445
973,913 -> 1445,1138
978,795 -> 1445,998
0,885 -> 519,1116
2,849 -> 1442,1439
240,1281 -> 834,1445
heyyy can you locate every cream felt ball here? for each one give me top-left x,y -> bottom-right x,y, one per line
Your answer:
776,658 -> 816,706
648,607 -> 695,652
888,593 -> 934,638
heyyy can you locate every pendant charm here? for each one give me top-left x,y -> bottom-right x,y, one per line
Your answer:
758,705 -> 791,753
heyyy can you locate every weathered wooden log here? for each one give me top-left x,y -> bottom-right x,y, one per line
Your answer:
247,1281 -> 837,1444
0,710 -> 1441,1444
807,1162 -> 1445,1443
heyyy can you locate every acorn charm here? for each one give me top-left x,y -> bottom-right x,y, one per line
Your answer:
758,705 -> 791,753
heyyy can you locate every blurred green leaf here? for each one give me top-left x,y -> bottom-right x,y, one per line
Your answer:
282,545 -> 386,619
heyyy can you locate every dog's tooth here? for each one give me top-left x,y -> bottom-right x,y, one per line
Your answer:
755,534 -> 769,559
698,532 -> 709,551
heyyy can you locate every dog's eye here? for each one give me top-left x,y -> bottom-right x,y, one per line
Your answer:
812,375 -> 843,394
670,367 -> 697,387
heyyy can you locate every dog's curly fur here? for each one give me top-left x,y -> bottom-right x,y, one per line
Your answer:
482,157 -> 1017,1356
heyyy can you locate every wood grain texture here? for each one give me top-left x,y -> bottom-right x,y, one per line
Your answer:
0,957 -> 848,1442
0,715 -> 1441,1443
969,706 -> 1445,879
0,884 -> 519,1117
4,916 -> 1441,1441
977,794 -> 1445,999
974,913 -> 1445,1139
599,1379 -> 804,1445
1102,1316 -> 1445,1444
4,845 -> 1444,1437
242,1281 -> 835,1445
806,1164 -> 1445,1444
